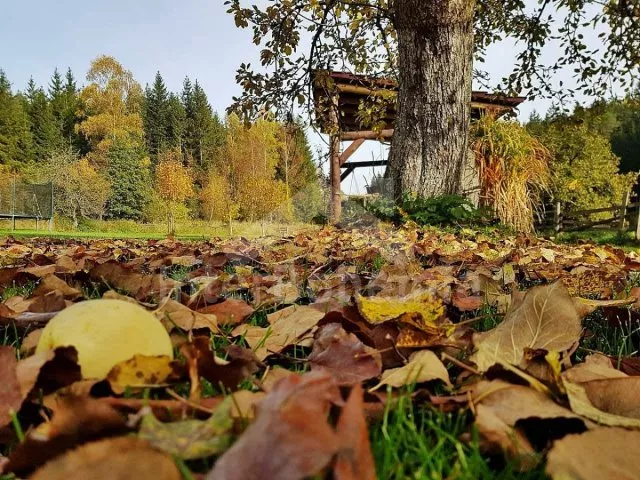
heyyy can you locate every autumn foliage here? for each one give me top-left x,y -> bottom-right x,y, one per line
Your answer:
2,226 -> 640,478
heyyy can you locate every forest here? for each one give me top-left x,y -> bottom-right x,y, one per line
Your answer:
0,55 -> 325,231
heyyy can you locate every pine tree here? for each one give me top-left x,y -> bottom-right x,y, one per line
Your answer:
105,142 -> 151,219
0,71 -> 33,166
143,71 -> 170,162
166,93 -> 186,152
25,77 -> 62,161
181,80 -> 225,172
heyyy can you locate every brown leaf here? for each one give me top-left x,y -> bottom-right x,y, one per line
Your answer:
309,323 -> 382,386
197,299 -> 254,326
155,298 -> 218,332
29,436 -> 181,480
90,262 -> 179,301
615,356 -> 640,376
471,283 -> 581,372
472,380 -> 589,469
207,371 -> 342,480
232,305 -> 324,360
0,347 -> 22,429
32,275 -> 81,300
334,385 -> 377,480
563,354 -> 627,384
19,328 -> 43,356
546,428 -> 640,480
6,397 -> 128,475
16,346 -> 81,397
564,379 -> 640,428
182,337 -> 261,392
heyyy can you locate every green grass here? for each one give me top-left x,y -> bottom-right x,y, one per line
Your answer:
370,390 -> 547,480
577,308 -> 640,362
552,229 -> 640,251
0,281 -> 36,302
0,218 -> 314,241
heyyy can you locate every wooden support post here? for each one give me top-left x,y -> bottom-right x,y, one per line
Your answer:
619,189 -> 630,232
635,204 -> 640,241
554,202 -> 562,233
338,138 -> 365,166
329,95 -> 342,222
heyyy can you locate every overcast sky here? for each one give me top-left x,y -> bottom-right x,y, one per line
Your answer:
0,1 -> 618,194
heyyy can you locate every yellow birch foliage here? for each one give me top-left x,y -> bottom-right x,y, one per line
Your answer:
200,172 -> 239,222
155,149 -> 193,233
77,56 -> 144,164
155,152 -> 193,204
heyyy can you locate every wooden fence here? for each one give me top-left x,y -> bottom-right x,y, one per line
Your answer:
538,193 -> 640,240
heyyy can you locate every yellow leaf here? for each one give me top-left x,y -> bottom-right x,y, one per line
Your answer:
355,290 -> 445,328
107,355 -> 175,394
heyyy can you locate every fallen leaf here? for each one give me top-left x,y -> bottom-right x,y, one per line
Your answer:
197,299 -> 254,326
0,347 -> 22,429
471,283 -> 581,372
6,397 -> 128,475
155,298 -> 218,332
564,380 -> 640,428
232,305 -> 324,360
139,398 -> 233,460
181,337 -> 261,392
16,346 -> 81,398
106,355 -> 176,395
32,274 -> 82,300
370,350 -> 451,391
472,380 -> 589,470
563,354 -> 627,384
309,323 -> 382,386
29,436 -> 181,480
546,428 -> 640,480
90,262 -> 179,301
356,290 -> 445,329
207,371 -> 342,480
334,385 -> 377,480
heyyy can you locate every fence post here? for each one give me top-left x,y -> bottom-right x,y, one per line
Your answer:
11,178 -> 15,232
619,189 -> 630,232
554,202 -> 562,233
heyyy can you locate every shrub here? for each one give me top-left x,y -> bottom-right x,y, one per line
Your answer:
365,193 -> 491,228
472,116 -> 551,233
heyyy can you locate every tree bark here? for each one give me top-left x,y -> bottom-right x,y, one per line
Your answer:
387,0 -> 476,198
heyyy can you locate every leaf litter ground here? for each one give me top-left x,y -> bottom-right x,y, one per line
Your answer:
1,227 -> 640,479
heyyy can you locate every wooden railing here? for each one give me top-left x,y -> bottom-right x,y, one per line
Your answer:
538,194 -> 640,240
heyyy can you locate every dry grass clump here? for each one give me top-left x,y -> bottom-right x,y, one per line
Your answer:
472,115 -> 551,232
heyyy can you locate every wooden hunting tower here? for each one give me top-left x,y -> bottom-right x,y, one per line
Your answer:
311,70 -> 526,219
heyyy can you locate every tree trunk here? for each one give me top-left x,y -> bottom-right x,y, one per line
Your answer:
386,0 -> 475,198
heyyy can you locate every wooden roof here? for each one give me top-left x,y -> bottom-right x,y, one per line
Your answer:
312,70 -> 526,135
